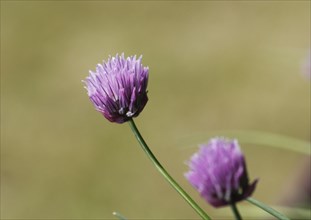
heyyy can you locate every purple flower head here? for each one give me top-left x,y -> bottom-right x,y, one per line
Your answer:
185,137 -> 258,208
83,53 -> 149,123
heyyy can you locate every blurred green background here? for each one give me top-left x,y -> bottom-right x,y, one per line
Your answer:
1,1 -> 310,219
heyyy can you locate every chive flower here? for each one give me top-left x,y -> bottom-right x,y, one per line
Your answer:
83,53 -> 149,123
185,137 -> 258,207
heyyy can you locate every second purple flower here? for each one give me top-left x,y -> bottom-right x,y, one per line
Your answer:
185,137 -> 258,207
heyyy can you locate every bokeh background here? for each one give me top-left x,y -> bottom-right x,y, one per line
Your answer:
1,1 -> 310,219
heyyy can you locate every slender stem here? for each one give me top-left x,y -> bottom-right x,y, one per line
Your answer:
230,202 -> 242,220
128,118 -> 211,220
246,197 -> 290,220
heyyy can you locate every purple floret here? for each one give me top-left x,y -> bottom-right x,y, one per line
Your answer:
83,53 -> 149,123
185,137 -> 258,207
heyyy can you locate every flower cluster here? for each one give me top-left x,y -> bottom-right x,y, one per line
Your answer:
84,53 -> 149,123
83,54 -> 259,214
185,137 -> 258,207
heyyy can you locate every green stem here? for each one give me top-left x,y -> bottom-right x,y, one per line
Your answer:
246,197 -> 290,220
230,202 -> 242,220
128,118 -> 211,220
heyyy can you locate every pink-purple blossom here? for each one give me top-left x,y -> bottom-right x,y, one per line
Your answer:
185,137 -> 258,207
83,53 -> 149,123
